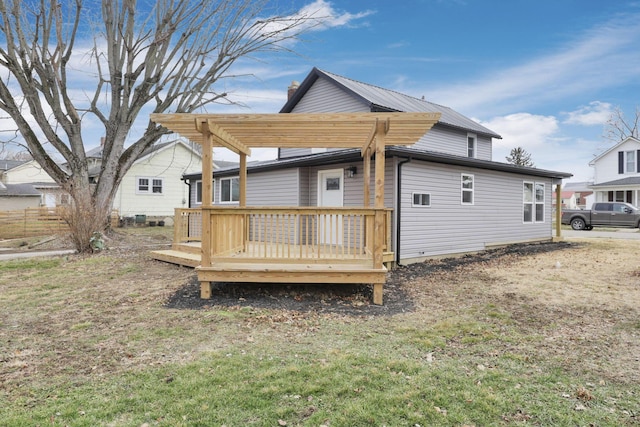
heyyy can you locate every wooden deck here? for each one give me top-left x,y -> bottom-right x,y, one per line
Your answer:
151,241 -> 394,269
150,207 -> 395,305
148,112 -> 440,305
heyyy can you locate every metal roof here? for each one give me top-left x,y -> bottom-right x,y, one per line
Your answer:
280,68 -> 501,139
0,183 -> 42,197
0,159 -> 26,171
590,176 -> 640,187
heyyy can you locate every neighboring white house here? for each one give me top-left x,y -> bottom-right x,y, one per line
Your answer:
589,136 -> 640,207
0,159 -> 66,209
108,139 -> 203,217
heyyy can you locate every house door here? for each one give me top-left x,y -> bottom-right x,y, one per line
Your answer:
318,169 -> 344,245
44,193 -> 56,208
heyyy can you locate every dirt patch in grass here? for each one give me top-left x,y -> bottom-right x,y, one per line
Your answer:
165,241 -> 575,316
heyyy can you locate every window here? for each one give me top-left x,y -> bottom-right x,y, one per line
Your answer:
220,177 -> 239,203
461,174 -> 474,204
626,150 -> 636,173
412,192 -> 431,207
137,177 -> 163,194
467,134 -> 477,158
535,182 -> 545,222
195,180 -> 202,204
524,182 -> 545,222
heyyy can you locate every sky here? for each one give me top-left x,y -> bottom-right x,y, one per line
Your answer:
199,0 -> 640,183
4,0 -> 640,184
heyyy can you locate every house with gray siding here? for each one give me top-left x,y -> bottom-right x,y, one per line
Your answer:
183,68 -> 571,264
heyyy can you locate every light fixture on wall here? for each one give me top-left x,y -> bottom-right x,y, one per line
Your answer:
347,166 -> 357,178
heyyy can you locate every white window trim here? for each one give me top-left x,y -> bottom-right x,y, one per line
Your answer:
411,192 -> 431,207
535,182 -> 545,223
625,150 -> 636,173
136,176 -> 163,195
523,181 -> 545,223
467,133 -> 477,158
461,173 -> 474,205
219,176 -> 239,204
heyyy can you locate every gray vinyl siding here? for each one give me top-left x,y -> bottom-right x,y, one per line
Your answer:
399,160 -> 553,260
476,135 -> 492,160
280,78 -> 370,159
246,169 -> 300,206
413,126 -> 492,161
298,168 -> 311,206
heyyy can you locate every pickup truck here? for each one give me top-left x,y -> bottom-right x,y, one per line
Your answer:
561,202 -> 640,230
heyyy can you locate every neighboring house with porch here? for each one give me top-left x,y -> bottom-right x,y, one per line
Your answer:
178,68 -> 571,265
588,136 -> 640,207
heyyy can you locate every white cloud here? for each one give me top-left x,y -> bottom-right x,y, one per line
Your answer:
424,13 -> 640,117
562,101 -> 613,126
481,113 -> 560,151
259,0 -> 374,39
479,112 -> 598,181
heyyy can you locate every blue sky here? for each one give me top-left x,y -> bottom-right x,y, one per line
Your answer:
202,0 -> 640,183
5,0 -> 640,184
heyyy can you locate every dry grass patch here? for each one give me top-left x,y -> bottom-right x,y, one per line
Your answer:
1,231 -> 639,425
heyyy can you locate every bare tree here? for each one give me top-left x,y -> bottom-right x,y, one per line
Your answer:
603,106 -> 640,144
0,0 -> 317,252
505,147 -> 535,167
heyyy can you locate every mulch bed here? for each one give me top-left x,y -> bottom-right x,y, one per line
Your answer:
165,241 -> 576,316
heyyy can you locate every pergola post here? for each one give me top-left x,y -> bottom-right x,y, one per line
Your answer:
372,119 -> 388,305
554,182 -> 562,241
200,122 -> 213,299
363,147 -> 371,207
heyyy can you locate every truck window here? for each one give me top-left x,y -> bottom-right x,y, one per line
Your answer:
594,203 -> 612,211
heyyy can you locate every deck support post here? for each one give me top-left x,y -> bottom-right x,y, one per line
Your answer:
373,283 -> 383,305
200,281 -> 212,299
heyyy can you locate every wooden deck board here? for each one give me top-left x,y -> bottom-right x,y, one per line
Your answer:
150,249 -> 200,268
196,262 -> 387,284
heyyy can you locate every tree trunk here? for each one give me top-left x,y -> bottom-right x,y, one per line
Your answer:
61,182 -> 111,253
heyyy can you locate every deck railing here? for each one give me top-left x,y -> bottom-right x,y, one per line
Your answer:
189,207 -> 391,266
173,208 -> 202,244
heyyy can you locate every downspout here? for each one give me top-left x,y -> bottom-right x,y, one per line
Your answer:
181,175 -> 192,208
396,157 -> 412,266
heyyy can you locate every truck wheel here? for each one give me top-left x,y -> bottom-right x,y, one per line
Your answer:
571,218 -> 586,230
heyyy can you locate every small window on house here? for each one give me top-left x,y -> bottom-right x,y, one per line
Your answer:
220,177 -> 239,203
152,179 -> 163,194
412,192 -> 431,207
137,177 -> 163,194
195,180 -> 202,204
137,178 -> 149,193
461,174 -> 474,204
524,181 -> 545,222
535,182 -> 545,222
326,178 -> 340,191
626,150 -> 636,173
467,134 -> 477,158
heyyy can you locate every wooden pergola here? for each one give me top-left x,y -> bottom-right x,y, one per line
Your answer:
150,112 -> 440,304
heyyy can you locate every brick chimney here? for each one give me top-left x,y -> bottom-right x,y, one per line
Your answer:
287,80 -> 300,100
